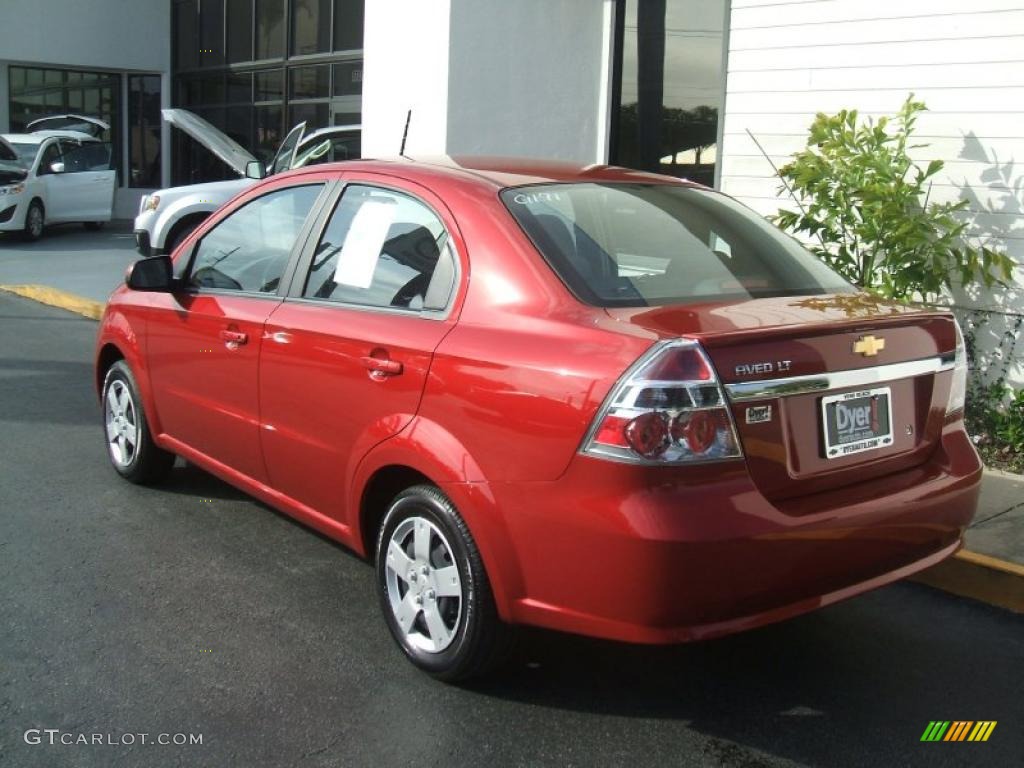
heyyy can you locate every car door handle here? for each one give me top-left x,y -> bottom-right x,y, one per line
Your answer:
360,356 -> 403,376
220,329 -> 248,345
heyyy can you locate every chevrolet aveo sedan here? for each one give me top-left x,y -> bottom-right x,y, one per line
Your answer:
95,158 -> 982,680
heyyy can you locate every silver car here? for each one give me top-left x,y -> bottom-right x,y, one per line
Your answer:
134,109 -> 360,256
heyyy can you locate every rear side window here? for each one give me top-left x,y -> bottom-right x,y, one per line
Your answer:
501,183 -> 852,307
188,184 -> 323,294
302,185 -> 455,312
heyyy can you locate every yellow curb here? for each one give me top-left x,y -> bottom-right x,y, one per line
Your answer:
912,549 -> 1024,613
0,284 -> 104,320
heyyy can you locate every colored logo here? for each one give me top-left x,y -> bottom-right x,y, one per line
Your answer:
853,335 -> 886,357
920,721 -> 997,742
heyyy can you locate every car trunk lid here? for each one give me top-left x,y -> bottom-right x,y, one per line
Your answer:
606,294 -> 958,502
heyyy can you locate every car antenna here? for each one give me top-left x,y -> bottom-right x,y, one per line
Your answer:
399,110 -> 412,158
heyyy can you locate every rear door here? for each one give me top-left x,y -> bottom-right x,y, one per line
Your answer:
144,178 -> 330,481
258,174 -> 462,521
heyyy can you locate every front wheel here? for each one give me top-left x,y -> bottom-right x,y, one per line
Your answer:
23,201 -> 44,241
376,485 -> 512,681
102,361 -> 174,484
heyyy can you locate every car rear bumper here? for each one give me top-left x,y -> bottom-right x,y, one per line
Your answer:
480,422 -> 983,644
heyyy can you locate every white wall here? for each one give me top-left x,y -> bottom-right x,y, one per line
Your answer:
361,0 -> 452,158
719,0 -> 1024,383
0,0 -> 169,74
362,0 -> 615,164
446,0 -> 612,163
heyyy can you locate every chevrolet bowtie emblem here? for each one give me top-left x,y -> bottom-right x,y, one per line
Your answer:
853,335 -> 886,356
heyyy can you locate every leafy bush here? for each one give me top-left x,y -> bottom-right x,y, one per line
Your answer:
772,95 -> 1014,302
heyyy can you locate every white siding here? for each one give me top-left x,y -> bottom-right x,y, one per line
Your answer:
719,0 -> 1024,383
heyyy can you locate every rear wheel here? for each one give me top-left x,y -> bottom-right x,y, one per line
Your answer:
102,361 -> 174,484
375,485 -> 511,682
23,201 -> 44,241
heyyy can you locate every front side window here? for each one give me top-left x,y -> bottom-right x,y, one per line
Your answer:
303,185 -> 455,311
60,141 -> 112,173
37,142 -> 62,174
189,184 -> 323,293
502,183 -> 852,307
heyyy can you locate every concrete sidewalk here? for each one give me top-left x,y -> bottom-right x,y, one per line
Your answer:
968,468 -> 1024,565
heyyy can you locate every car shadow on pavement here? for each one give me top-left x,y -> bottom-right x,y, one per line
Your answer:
468,581 -> 1021,767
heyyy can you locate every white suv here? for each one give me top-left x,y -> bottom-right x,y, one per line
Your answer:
0,115 -> 116,241
134,109 -> 360,256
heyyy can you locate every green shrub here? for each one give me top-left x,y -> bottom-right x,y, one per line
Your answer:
772,95 -> 1014,303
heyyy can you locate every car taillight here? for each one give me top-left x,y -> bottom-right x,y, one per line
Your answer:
582,340 -> 743,464
947,317 -> 967,416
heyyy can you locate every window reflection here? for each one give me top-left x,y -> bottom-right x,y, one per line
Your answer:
614,0 -> 725,187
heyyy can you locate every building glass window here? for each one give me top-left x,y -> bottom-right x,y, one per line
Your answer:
175,0 -> 199,70
227,0 -> 254,63
200,0 -> 226,68
292,0 -> 331,56
333,0 -> 363,51
256,0 -> 285,60
611,0 -> 726,187
289,65 -> 329,100
8,65 -> 122,182
128,75 -> 162,188
173,0 -> 363,184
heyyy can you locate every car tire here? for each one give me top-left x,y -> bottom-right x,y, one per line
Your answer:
84,222 -> 104,231
23,201 -> 44,241
164,217 -> 204,256
376,485 -> 512,682
102,360 -> 174,484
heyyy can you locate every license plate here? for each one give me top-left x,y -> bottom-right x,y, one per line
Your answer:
821,387 -> 893,459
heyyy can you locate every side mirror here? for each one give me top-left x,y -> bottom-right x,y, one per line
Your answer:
126,255 -> 175,292
49,161 -> 65,174
245,160 -> 266,180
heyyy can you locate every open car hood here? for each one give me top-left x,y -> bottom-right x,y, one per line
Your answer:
162,108 -> 257,177
26,114 -> 110,137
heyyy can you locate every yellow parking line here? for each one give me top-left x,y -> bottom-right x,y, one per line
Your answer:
0,284 -> 105,320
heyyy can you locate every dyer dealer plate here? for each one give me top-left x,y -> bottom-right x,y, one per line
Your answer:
821,387 -> 893,459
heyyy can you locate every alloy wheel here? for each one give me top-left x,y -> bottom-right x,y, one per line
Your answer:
105,380 -> 139,467
27,206 -> 43,238
384,515 -> 463,653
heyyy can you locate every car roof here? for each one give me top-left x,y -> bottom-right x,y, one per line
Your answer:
281,155 -> 700,191
1,130 -> 98,144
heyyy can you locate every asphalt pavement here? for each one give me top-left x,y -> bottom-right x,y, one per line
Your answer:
1,290 -> 1021,768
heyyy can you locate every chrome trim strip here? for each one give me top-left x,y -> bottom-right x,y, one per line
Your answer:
724,353 -> 955,402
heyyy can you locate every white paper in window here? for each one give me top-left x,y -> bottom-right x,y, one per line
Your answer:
333,200 -> 396,289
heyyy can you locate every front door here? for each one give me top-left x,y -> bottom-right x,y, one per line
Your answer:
259,178 -> 462,521
145,181 -> 327,481
58,139 -> 116,220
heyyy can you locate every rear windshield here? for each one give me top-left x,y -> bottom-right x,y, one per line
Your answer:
501,183 -> 852,307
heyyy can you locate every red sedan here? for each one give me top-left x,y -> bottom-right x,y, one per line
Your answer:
95,158 -> 982,680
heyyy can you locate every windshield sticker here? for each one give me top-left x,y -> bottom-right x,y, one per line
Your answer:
512,191 -> 564,205
333,200 -> 396,289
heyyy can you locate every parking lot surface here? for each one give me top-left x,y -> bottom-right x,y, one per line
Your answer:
0,223 -> 137,303
1,290 -> 1021,768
